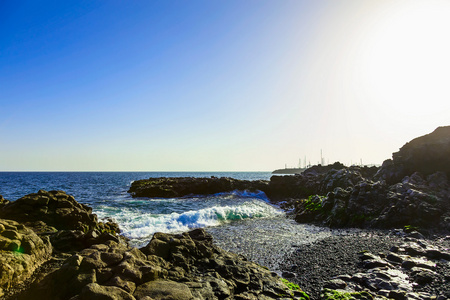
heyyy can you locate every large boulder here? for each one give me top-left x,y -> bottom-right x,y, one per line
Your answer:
0,190 -> 97,232
0,190 -> 121,252
0,219 -> 52,298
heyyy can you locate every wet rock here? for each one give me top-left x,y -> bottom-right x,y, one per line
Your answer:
281,271 -> 296,278
411,267 -> 437,285
386,253 -> 404,264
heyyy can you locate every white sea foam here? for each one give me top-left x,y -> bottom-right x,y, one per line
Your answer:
97,199 -> 282,242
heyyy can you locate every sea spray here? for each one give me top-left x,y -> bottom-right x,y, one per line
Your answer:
95,192 -> 283,247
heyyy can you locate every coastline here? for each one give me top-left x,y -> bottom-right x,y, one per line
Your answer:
1,127 -> 450,299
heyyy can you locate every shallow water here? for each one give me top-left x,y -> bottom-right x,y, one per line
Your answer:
206,217 -> 335,271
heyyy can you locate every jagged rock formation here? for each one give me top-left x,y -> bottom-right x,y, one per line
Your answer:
273,127 -> 450,232
128,177 -> 267,198
1,190 -> 103,232
19,228 -> 305,300
0,190 -> 123,298
0,190 -> 121,252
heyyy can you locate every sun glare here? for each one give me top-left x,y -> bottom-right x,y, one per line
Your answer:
361,1 -> 450,116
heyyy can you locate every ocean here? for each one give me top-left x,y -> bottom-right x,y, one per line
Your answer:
0,172 -> 335,270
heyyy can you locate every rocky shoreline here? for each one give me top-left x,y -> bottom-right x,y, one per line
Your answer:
280,230 -> 450,299
1,126 -> 450,299
0,190 -> 303,300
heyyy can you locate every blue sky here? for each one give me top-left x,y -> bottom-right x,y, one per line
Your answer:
1,1 -> 450,171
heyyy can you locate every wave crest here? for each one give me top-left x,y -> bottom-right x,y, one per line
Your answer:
104,200 -> 282,240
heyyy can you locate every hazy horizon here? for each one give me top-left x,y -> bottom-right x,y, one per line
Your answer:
2,1 -> 449,171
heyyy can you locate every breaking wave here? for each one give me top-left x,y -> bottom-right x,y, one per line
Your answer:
97,198 -> 282,243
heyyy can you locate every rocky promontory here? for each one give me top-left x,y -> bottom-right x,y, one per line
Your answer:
284,126 -> 450,232
128,177 -> 267,198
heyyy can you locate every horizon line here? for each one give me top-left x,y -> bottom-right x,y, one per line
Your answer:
0,170 -> 273,173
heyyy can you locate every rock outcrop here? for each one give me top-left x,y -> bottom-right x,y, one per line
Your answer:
273,127 -> 450,232
18,228 -> 307,300
128,177 -> 267,198
393,126 -> 450,177
0,190 -> 123,298
0,219 -> 52,298
1,191 -> 308,299
1,190 -> 101,232
0,190 -> 121,252
289,167 -> 450,230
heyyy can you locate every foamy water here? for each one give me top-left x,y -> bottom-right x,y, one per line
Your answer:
95,190 -> 283,247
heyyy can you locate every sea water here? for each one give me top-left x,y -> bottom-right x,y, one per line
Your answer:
0,172 -> 334,270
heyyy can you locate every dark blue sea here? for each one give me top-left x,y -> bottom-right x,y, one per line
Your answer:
0,172 -> 334,270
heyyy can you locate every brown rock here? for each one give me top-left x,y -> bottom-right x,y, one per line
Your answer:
133,280 -> 193,300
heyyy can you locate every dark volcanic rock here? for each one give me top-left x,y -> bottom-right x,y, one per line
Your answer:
19,228 -> 305,300
1,191 -> 308,300
0,190 -> 98,232
291,168 -> 450,230
319,237 -> 450,300
128,176 -> 267,198
0,190 -> 120,235
281,231 -> 450,300
264,163 -> 347,202
393,126 -> 450,177
0,190 -> 121,254
281,127 -> 450,231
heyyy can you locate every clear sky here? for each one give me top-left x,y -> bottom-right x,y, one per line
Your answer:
1,0 -> 449,171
